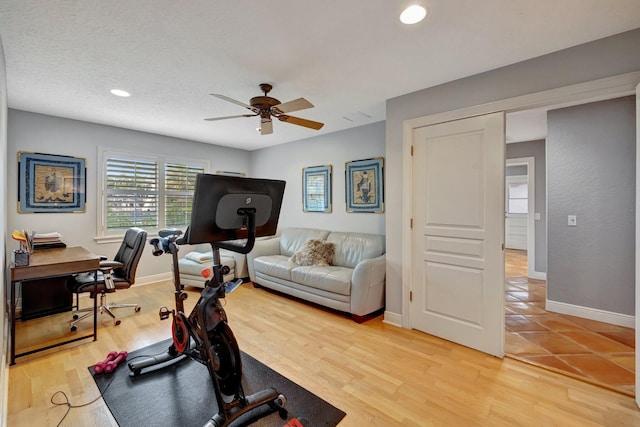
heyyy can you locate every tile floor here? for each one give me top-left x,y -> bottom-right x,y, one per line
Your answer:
505,249 -> 636,396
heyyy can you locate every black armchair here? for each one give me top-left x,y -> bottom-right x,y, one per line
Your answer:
69,227 -> 147,331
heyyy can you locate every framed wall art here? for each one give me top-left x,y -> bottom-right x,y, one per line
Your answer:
345,157 -> 384,213
302,165 -> 332,212
18,152 -> 87,213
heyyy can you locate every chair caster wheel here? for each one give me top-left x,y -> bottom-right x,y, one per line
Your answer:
73,314 -> 79,320
70,325 -> 77,332
115,320 -> 121,326
135,306 -> 141,312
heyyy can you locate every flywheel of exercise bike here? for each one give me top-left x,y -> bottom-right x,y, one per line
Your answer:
209,323 -> 243,396
205,83 -> 325,135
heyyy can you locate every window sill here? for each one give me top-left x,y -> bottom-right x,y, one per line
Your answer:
94,235 -> 125,245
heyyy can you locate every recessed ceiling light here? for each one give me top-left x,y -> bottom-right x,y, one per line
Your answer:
400,5 -> 427,24
110,89 -> 131,97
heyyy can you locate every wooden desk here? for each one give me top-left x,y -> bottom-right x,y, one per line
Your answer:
10,246 -> 100,364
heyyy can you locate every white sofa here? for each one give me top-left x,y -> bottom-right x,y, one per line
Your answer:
247,227 -> 386,322
177,243 -> 249,288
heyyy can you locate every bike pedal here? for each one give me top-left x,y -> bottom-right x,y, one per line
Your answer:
224,279 -> 243,294
158,306 -> 172,320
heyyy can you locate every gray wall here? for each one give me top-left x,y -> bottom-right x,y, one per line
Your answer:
386,28 -> 640,317
506,139 -> 547,272
1,33 -> 8,424
547,97 -> 636,315
6,110 -> 252,279
250,121 -> 386,235
6,112 -> 387,280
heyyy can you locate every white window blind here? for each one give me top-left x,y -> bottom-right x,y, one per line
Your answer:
101,151 -> 207,235
106,157 -> 158,230
507,182 -> 528,214
164,162 -> 204,227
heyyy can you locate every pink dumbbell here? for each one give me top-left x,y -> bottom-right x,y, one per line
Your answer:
104,351 -> 128,373
94,351 -> 118,374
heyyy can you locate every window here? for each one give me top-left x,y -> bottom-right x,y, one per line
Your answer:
100,150 -> 207,237
507,182 -> 528,214
164,162 -> 204,226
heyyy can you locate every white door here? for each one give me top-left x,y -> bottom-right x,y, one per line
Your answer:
410,112 -> 505,357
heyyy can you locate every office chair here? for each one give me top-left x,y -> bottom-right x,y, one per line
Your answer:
69,227 -> 147,331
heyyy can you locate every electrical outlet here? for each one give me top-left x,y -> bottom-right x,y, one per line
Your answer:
568,215 -> 577,226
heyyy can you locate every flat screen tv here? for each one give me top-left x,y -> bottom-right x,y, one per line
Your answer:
181,174 -> 286,248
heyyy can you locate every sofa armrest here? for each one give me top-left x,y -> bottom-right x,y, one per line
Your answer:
247,237 -> 281,282
350,254 -> 386,316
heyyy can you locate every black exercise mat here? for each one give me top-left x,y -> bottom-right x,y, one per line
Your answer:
90,339 -> 345,427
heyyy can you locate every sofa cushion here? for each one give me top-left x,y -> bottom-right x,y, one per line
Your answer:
327,232 -> 385,268
279,228 -> 331,257
184,251 -> 213,263
290,239 -> 335,266
290,265 -> 352,295
253,255 -> 294,281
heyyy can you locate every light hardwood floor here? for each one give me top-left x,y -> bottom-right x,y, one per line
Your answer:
8,280 -> 640,426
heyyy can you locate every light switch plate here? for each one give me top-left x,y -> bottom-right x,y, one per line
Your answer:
568,215 -> 577,226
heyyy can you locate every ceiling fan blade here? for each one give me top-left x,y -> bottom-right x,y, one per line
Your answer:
260,119 -> 273,135
204,114 -> 257,121
210,94 -> 257,112
278,115 -> 324,130
273,97 -> 314,114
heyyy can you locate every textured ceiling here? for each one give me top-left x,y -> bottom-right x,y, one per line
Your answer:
1,1 -> 640,150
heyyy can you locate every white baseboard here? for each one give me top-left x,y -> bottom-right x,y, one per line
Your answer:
546,299 -> 635,328
136,272 -> 172,286
529,271 -> 546,280
383,310 -> 403,327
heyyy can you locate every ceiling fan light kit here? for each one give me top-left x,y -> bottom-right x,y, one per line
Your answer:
205,83 -> 324,135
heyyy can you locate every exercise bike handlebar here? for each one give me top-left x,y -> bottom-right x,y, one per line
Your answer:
151,208 -> 256,256
214,208 -> 257,255
150,228 -> 183,256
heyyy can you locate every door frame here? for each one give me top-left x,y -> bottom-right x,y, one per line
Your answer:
402,71 -> 640,327
505,157 -> 542,279
505,173 -> 529,251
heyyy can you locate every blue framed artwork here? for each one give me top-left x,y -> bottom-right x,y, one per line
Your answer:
18,152 -> 87,213
345,157 -> 384,213
302,165 -> 332,212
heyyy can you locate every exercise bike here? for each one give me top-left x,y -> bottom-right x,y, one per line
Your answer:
128,174 -> 287,427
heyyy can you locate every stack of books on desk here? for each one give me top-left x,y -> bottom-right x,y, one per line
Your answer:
33,232 -> 66,250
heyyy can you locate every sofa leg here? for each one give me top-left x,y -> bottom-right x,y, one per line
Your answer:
351,314 -> 367,323
352,308 -> 384,323
252,282 -> 262,289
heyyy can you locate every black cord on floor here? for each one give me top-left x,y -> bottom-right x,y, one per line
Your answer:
50,367 -> 116,427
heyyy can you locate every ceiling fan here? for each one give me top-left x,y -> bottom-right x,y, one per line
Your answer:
205,83 -> 324,135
